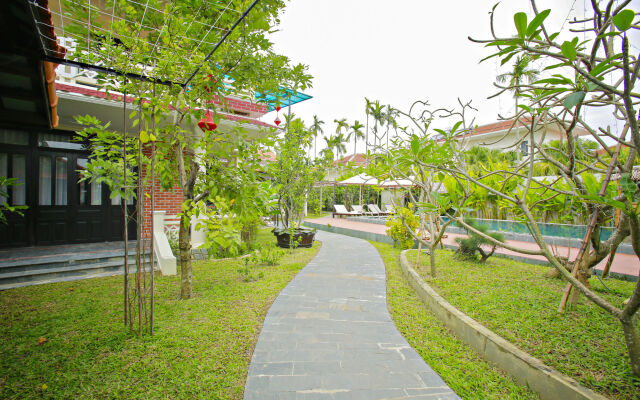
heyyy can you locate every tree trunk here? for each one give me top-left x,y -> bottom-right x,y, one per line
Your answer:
429,243 -> 436,275
179,215 -> 192,299
570,257 -> 592,304
621,316 -> 640,377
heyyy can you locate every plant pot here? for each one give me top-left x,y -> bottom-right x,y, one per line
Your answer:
272,228 -> 316,248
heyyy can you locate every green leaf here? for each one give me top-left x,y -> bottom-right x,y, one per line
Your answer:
139,130 -> 149,143
514,12 -> 528,39
544,61 -> 569,71
527,9 -> 550,37
410,137 -> 420,155
613,9 -> 635,32
500,51 -> 517,66
534,77 -> 572,85
620,174 -> 638,203
563,91 -> 585,109
590,57 -> 617,77
561,40 -> 577,61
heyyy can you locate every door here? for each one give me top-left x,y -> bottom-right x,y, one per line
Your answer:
73,156 -> 106,243
36,151 -> 137,245
35,151 -> 72,245
0,150 -> 30,247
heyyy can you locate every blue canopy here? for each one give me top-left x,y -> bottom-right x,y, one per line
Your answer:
254,88 -> 312,111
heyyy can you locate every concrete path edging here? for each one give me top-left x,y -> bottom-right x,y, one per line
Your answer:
399,250 -> 608,400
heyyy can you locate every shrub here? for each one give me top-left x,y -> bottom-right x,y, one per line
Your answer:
385,206 -> 419,249
454,219 -> 504,263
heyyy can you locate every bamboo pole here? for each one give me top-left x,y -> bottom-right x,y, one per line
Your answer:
136,98 -> 143,336
123,85 -> 129,328
150,82 -> 156,335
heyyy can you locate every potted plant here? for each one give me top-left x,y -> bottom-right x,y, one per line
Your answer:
270,116 -> 324,248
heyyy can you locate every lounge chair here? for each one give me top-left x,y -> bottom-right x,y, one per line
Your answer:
352,205 -> 374,216
383,204 -> 397,214
368,204 -> 392,216
332,204 -> 361,218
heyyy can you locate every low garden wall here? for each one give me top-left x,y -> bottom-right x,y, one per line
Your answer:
398,250 -> 608,400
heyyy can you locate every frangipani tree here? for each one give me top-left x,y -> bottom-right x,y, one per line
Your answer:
463,1 -> 640,375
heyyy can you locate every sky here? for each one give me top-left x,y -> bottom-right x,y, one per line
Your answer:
261,0 -> 638,156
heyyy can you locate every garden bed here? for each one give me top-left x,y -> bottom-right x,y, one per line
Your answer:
0,228 -> 321,399
370,242 -> 538,399
405,249 -> 639,400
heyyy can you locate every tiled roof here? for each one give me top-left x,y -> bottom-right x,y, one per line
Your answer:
469,118 -> 589,137
334,153 -> 367,167
56,83 -> 277,129
259,151 -> 277,162
35,0 -> 67,128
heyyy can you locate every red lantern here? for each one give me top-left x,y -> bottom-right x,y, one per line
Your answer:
198,112 -> 216,132
274,116 -> 281,126
275,106 -> 281,112
198,117 -> 207,131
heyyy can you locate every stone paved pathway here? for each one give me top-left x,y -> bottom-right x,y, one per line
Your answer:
244,231 -> 459,400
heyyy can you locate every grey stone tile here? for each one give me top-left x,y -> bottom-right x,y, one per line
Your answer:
243,231 -> 458,400
249,362 -> 294,376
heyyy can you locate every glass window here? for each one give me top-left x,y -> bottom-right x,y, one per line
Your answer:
38,133 -> 85,150
0,129 -> 29,145
91,181 -> 102,205
110,193 -> 134,205
55,157 -> 68,206
11,155 -> 26,206
76,158 -> 102,206
0,153 -> 7,203
77,158 -> 88,205
11,154 -> 27,206
39,156 -> 52,205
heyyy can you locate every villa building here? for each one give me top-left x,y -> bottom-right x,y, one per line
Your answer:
0,1 -> 297,249
440,119 -> 589,154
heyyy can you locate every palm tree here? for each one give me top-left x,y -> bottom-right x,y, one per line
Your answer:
369,101 -> 386,151
309,115 -> 324,159
384,104 -> 396,150
333,133 -> 348,162
364,97 -> 372,159
348,120 -> 365,158
334,118 -> 349,137
496,55 -> 539,113
324,136 -> 336,162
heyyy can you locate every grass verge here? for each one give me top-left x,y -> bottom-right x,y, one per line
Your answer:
370,241 -> 538,399
406,249 -> 640,400
0,228 -> 320,399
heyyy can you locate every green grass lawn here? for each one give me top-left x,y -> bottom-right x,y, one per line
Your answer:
0,228 -> 320,400
405,249 -> 640,400
304,211 -> 329,219
371,241 -> 538,399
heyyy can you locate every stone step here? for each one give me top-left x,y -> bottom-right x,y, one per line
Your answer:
0,267 -> 153,291
0,254 -> 152,290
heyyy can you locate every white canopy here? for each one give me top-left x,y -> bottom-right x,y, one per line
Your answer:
338,173 -> 380,186
339,173 -> 417,188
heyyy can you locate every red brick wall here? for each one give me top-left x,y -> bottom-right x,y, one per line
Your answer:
208,95 -> 268,115
140,146 -> 183,238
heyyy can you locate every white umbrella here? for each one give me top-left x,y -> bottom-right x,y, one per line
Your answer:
338,173 -> 379,186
